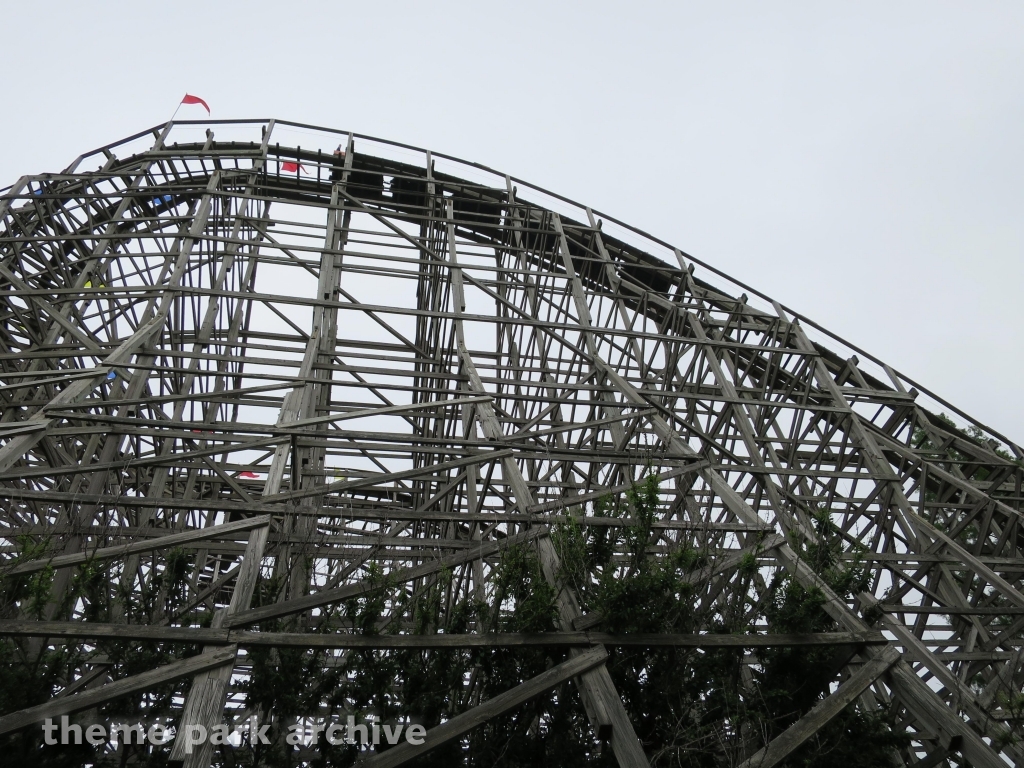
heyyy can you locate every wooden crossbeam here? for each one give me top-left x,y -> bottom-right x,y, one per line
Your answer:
0,622 -> 887,649
4,124 -> 1023,768
5,515 -> 272,575
286,394 -> 493,429
357,646 -> 609,768
736,646 -> 901,768
225,526 -> 548,628
0,646 -> 237,736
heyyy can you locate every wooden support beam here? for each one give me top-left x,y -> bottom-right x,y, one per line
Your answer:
6,515 -> 272,575
0,622 -> 887,649
261,448 -> 513,504
913,735 -> 963,768
169,519 -> 271,765
0,171 -> 223,474
444,201 -> 650,767
0,646 -> 237,736
357,646 -> 609,768
226,523 -> 547,628
5,123 -> 1023,768
286,394 -> 493,430
736,646 -> 901,768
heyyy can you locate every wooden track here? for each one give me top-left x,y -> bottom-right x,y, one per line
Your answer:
1,119 -> 1022,767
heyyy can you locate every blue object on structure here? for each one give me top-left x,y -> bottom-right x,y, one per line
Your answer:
107,370 -> 117,380
153,194 -> 173,206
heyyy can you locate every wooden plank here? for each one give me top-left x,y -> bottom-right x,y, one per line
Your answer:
250,630 -> 888,650
261,448 -> 513,504
6,515 -> 272,575
0,171 -> 223,474
170,512 -> 272,764
0,621 -> 231,644
0,646 -> 237,735
887,660 -> 1009,768
226,524 -> 547,628
286,394 -> 493,429
449,200 -> 650,768
859,592 -> 1021,750
0,622 -> 887,649
736,646 -> 901,768
523,462 -> 710,514
358,646 -> 609,768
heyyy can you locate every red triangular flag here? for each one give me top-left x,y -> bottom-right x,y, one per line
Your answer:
281,161 -> 306,174
238,471 -> 259,479
181,94 -> 211,114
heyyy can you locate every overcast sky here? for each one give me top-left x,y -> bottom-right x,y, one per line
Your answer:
2,1 -> 1021,442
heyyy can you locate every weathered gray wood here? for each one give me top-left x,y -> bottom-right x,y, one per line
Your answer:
859,592 -> 1022,753
357,646 -> 609,768
445,202 -> 650,768
736,646 -> 900,768
6,515 -> 272,575
887,660 -> 1009,768
0,171 -> 223,474
262,448 -> 513,504
286,394 -> 493,429
0,622 -> 886,649
4,120 -> 1023,768
169,523 -> 271,764
0,621 -> 231,643
227,526 -> 547,628
0,646 -> 237,736
913,735 -> 962,768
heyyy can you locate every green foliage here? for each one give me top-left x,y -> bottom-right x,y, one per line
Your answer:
243,544 -> 597,767
991,690 -> 1024,750
553,481 -> 905,767
491,544 -> 558,632
912,413 -> 1023,562
27,566 -> 55,620
0,541 -> 201,767
912,412 -> 1022,481
2,474 -> 913,767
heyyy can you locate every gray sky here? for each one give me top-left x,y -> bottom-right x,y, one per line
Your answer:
2,1 -> 1022,441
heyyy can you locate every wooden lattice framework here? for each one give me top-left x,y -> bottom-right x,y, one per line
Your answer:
1,119 -> 1022,767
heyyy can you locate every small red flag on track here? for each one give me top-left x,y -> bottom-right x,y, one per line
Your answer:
238,471 -> 259,479
281,161 -> 306,174
181,93 -> 211,114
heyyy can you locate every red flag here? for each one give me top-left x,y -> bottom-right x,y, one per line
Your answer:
281,161 -> 306,174
238,471 -> 259,479
181,93 -> 211,114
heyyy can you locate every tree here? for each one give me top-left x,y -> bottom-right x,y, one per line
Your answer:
1,477 -> 910,766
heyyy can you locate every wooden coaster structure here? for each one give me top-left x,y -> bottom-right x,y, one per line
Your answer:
0,119 -> 1022,767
